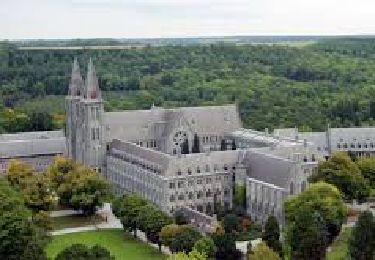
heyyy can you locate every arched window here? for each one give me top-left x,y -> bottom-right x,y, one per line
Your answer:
301,181 -> 307,192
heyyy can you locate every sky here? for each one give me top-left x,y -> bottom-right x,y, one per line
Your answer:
0,0 -> 374,39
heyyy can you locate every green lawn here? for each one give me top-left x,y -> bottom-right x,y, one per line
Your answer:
51,215 -> 104,230
326,227 -> 352,260
46,229 -> 166,260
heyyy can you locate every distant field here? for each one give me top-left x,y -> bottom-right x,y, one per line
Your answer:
46,229 -> 166,260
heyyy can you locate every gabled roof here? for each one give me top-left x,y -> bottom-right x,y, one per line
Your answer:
104,104 -> 241,142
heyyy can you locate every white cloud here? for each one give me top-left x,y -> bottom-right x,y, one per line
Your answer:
0,0 -> 374,39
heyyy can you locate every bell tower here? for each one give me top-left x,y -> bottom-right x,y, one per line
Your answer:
77,58 -> 105,171
65,58 -> 84,160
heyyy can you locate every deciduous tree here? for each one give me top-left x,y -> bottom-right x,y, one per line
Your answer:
248,242 -> 280,260
193,236 -> 217,258
310,152 -> 370,201
348,211 -> 375,260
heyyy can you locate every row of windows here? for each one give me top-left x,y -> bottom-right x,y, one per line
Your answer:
136,140 -> 157,148
176,164 -> 236,176
169,189 -> 230,202
201,136 -> 220,144
337,142 -> 374,149
110,153 -> 162,175
169,175 -> 229,189
303,154 -> 316,162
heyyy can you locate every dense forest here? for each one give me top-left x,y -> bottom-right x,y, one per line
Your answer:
1,38 -> 375,133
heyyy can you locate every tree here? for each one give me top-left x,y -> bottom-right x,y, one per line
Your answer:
45,156 -> 111,215
262,216 -> 282,256
160,224 -> 182,249
192,133 -> 200,153
287,209 -> 329,260
112,193 -> 148,237
348,211 -> 375,260
211,233 -> 242,260
22,174 -> 58,212
0,178 -> 47,260
6,159 -> 34,188
310,152 -> 370,201
168,250 -> 207,260
222,213 -> 241,234
32,210 -> 53,231
45,156 -> 76,206
357,157 -> 375,188
70,174 -> 111,216
26,110 -> 53,131
285,182 -> 347,259
248,242 -> 280,260
170,225 -> 202,253
174,210 -> 189,225
285,182 -> 347,242
137,204 -> 173,251
193,236 -> 217,258
55,244 -> 114,260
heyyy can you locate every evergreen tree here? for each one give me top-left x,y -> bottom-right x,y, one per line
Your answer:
192,133 -> 200,153
262,216 -> 282,256
349,211 -> 375,260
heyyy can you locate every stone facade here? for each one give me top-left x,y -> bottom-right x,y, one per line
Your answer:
274,127 -> 375,157
0,131 -> 66,174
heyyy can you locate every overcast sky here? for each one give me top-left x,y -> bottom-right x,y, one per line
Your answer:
1,0 -> 374,39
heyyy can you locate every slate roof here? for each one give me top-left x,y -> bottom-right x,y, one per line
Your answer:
243,148 -> 295,189
104,104 -> 241,141
0,131 -> 66,158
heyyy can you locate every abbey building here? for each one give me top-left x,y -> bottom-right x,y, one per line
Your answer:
63,59 -> 321,225
2,59 -> 375,225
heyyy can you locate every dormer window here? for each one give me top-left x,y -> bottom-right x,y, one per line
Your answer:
196,167 -> 201,173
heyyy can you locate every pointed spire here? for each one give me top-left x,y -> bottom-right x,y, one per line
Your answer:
68,57 -> 84,96
85,57 -> 101,100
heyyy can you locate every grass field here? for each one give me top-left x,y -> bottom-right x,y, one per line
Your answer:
46,229 -> 166,260
51,215 -> 104,230
326,227 -> 352,260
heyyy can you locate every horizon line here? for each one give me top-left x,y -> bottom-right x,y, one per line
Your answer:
2,33 -> 375,42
